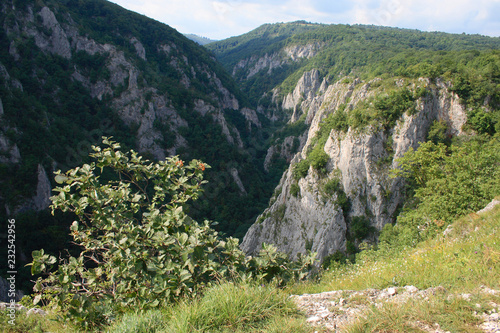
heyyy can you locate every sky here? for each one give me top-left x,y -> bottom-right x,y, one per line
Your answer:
109,0 -> 500,40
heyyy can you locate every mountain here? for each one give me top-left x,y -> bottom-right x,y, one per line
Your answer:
208,22 -> 500,105
0,0 -> 281,291
208,22 -> 500,262
183,33 -> 217,45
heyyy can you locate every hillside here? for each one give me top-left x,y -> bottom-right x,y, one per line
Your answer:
208,21 -> 500,263
208,22 -> 500,105
4,199 -> 499,332
0,0 -> 279,294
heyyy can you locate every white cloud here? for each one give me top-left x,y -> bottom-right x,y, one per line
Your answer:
110,0 -> 500,39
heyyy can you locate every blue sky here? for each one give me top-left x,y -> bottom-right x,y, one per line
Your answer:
110,0 -> 500,40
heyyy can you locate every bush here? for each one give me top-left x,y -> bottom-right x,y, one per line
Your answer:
290,183 -> 300,197
293,159 -> 310,180
372,88 -> 416,130
321,251 -> 347,270
29,138 -> 316,328
387,136 -> 500,248
309,146 -> 329,172
319,105 -> 349,134
323,177 -> 342,195
350,216 -> 376,241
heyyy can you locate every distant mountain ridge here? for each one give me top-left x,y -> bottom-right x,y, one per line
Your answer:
207,21 -> 500,104
183,33 -> 217,45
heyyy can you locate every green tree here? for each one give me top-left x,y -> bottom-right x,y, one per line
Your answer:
29,138 -> 315,328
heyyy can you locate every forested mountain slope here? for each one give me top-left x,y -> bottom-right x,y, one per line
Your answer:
1,0 -> 499,298
208,22 -> 500,106
0,0 -> 278,292
208,22 -> 500,262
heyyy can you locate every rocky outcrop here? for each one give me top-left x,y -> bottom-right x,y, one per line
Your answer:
284,42 -> 322,61
230,168 -> 247,195
241,75 -> 468,262
0,277 -> 23,303
33,164 -> 51,211
0,1 -> 259,219
1,1 -> 253,161
232,43 -> 322,80
240,107 -> 261,130
36,7 -> 72,59
293,286 -> 500,332
282,69 -> 330,122
264,135 -> 305,172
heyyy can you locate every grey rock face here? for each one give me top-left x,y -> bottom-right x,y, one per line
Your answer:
36,7 -> 72,59
0,277 -> 24,302
33,164 -> 51,211
1,2 -> 257,215
232,43 -> 321,79
242,75 -> 468,262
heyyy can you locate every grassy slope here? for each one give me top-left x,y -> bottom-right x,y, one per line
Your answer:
4,199 -> 498,332
289,199 -> 500,332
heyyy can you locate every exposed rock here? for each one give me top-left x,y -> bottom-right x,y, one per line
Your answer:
35,7 -> 72,59
264,135 -> 305,172
8,41 -> 20,61
230,168 -> 247,195
240,107 -> 261,130
242,76 -> 469,262
233,53 -> 284,78
194,99 -> 243,148
33,164 -> 51,211
26,308 -> 48,316
293,286 -> 499,332
477,199 -> 500,215
232,43 -> 321,80
282,69 -> 322,111
0,135 -> 21,164
284,43 -> 322,61
0,277 -> 23,303
0,302 -> 27,312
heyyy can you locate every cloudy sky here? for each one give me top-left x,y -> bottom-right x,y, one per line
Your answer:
110,0 -> 500,40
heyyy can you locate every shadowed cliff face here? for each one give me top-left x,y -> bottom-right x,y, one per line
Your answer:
241,71 -> 468,263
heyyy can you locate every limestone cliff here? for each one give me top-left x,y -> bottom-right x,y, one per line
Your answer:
0,0 -> 259,215
231,43 -> 321,80
241,72 -> 468,262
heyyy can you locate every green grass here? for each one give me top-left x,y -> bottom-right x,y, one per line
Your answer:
290,200 -> 500,295
0,310 -> 79,333
107,282 -> 313,333
287,199 -> 500,332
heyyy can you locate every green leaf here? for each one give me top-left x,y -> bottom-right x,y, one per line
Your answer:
33,294 -> 42,305
146,262 -> 158,272
55,174 -> 69,184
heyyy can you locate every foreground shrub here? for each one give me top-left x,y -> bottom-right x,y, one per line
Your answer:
29,138 -> 315,328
